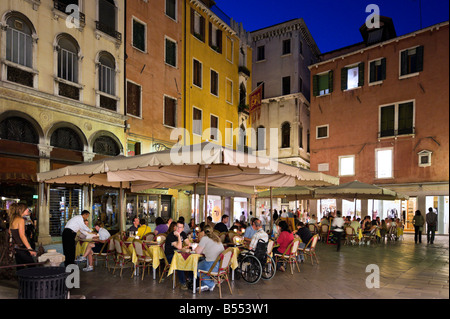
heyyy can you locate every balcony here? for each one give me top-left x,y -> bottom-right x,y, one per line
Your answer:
95,21 -> 122,42
53,0 -> 85,25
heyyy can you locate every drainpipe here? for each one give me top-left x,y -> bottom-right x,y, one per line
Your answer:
183,0 -> 187,145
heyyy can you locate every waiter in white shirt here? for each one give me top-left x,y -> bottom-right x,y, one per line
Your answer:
63,210 -> 91,266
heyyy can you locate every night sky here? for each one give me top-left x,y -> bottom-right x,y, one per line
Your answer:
215,0 -> 449,53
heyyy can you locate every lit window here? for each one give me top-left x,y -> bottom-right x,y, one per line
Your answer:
339,155 -> 355,176
375,148 -> 393,179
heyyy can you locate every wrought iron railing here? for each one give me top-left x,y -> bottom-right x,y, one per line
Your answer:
53,0 -> 86,25
95,21 -> 122,42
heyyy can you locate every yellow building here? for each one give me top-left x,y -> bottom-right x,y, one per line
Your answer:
0,0 -> 125,244
183,0 -> 252,150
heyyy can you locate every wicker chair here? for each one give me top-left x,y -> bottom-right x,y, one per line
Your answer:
344,226 -> 357,245
299,234 -> 319,265
132,240 -> 153,280
112,239 -> 132,277
274,239 -> 301,274
198,248 -> 234,298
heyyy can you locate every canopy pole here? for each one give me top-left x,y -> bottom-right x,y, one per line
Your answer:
204,166 -> 209,223
270,187 -> 273,233
119,182 -> 125,233
193,183 -> 197,223
354,198 -> 357,219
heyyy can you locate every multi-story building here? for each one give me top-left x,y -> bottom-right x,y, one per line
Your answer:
309,18 -> 449,233
249,18 -> 320,215
250,19 -> 320,169
0,0 -> 126,244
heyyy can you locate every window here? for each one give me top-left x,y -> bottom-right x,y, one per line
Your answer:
5,14 -> 35,87
257,45 -> 265,61
379,101 -> 414,138
165,37 -> 177,67
256,126 -> 266,151
98,52 -> 117,111
341,63 -> 364,90
209,23 -> 222,53
193,107 -> 202,136
132,18 -> 146,52
226,79 -> 233,104
57,35 -> 79,83
339,155 -> 355,176
50,127 -> 83,151
299,77 -> 303,94
210,114 -> 218,141
126,81 -> 141,117
400,46 -> 424,76
210,69 -> 218,96
369,58 -> 386,83
225,121 -> 233,147
127,140 -> 141,156
298,124 -> 303,148
164,95 -> 177,127
375,148 -> 393,179
417,150 -> 432,167
313,71 -> 333,96
282,39 -> 291,55
165,0 -> 177,20
193,59 -> 202,88
281,122 -> 290,148
97,0 -> 121,41
191,9 -> 205,42
282,76 -> 291,95
93,136 -> 121,156
226,36 -> 233,62
316,125 -> 329,139
0,116 -> 39,144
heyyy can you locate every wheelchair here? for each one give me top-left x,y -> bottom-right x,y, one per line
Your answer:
237,239 -> 276,284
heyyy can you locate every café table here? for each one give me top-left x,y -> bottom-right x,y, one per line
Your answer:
75,239 -> 93,257
168,250 -> 203,293
144,241 -> 165,280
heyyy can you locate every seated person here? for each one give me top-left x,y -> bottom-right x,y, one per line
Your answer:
80,221 -> 111,272
178,216 -> 190,235
164,221 -> 191,290
273,220 -> 294,272
309,214 -> 317,224
137,218 -> 152,239
243,218 -> 258,245
154,217 -> 168,235
248,219 -> 268,251
194,225 -> 224,292
214,214 -> 229,233
127,217 -> 140,235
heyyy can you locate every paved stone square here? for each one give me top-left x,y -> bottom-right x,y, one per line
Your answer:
0,234 -> 448,300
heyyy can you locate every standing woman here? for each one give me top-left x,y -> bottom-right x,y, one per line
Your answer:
8,203 -> 37,269
412,210 -> 425,244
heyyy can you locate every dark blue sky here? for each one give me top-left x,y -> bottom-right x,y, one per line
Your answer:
215,0 -> 449,53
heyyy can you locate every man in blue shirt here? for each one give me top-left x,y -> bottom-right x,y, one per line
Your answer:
243,218 -> 258,246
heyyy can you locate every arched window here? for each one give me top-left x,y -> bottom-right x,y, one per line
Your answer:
50,127 -> 83,151
238,124 -> 246,149
281,122 -> 290,148
56,34 -> 80,100
93,135 -> 120,156
0,117 -> 39,144
4,13 -> 36,87
97,51 -> 117,111
256,125 -> 265,151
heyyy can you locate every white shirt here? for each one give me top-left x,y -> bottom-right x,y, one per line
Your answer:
98,228 -> 111,241
65,215 -> 91,233
249,228 -> 268,250
332,217 -> 345,232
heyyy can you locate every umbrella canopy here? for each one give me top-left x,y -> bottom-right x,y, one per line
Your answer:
314,180 -> 408,200
257,186 -> 315,200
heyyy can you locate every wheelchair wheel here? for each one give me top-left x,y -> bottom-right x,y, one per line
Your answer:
261,256 -> 276,280
239,254 -> 262,284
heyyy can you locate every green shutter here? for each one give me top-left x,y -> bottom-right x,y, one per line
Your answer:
328,70 -> 333,93
398,102 -> 414,135
341,67 -> 347,91
369,61 -> 376,83
400,50 -> 408,76
380,105 -> 395,137
416,45 -> 424,72
358,62 -> 365,87
312,74 -> 319,96
381,58 -> 386,80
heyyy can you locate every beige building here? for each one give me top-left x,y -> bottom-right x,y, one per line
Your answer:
0,0 -> 126,244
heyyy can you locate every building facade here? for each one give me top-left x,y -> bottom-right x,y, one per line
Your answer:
250,19 -> 320,169
0,0 -> 126,244
309,20 -> 449,233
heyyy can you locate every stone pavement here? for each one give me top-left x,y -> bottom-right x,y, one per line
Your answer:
0,234 -> 448,300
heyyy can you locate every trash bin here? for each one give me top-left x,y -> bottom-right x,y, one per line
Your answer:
17,267 -> 68,299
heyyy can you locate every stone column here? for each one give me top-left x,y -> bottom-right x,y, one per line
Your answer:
37,144 -> 53,245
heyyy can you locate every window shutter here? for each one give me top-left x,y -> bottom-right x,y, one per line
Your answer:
200,16 -> 205,41
341,67 -> 347,91
208,22 -> 212,47
381,58 -> 386,80
217,29 -> 222,53
312,74 -> 319,96
190,8 -> 194,35
416,45 -> 424,72
358,62 -> 365,87
328,70 -> 333,93
400,50 -> 408,76
369,61 -> 376,83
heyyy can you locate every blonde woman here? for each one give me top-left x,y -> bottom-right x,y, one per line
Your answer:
8,203 -> 37,269
195,225 -> 224,292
